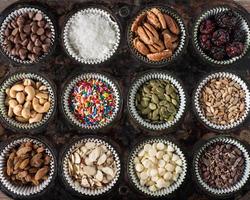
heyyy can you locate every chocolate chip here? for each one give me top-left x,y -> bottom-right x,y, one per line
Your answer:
21,39 -> 28,46
42,44 -> 50,53
28,12 -> 35,19
16,16 -> 25,26
37,20 -> 45,28
37,28 -> 44,36
19,48 -> 27,60
34,13 -> 43,21
33,46 -> 41,55
20,33 -> 27,41
28,53 -> 36,61
23,25 -> 31,34
34,39 -> 42,47
27,41 -> 34,51
31,23 -> 39,33
11,28 -> 18,36
30,34 -> 38,42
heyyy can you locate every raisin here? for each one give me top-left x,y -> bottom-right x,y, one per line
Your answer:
233,29 -> 246,42
211,46 -> 226,60
226,42 -> 244,58
215,10 -> 238,29
199,34 -> 212,50
212,29 -> 229,46
199,19 -> 216,34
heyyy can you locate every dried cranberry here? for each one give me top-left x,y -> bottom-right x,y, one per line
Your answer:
199,34 -> 212,50
233,29 -> 246,42
226,42 -> 244,58
215,10 -> 238,29
212,29 -> 229,46
211,46 -> 226,60
199,19 -> 216,34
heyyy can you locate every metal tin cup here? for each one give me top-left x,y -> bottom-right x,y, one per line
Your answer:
193,72 -> 250,132
127,5 -> 187,67
127,71 -> 187,133
192,5 -> 250,67
192,136 -> 250,198
62,7 -> 121,65
127,137 -> 187,197
0,135 -> 57,199
0,72 -> 57,133
59,136 -> 121,197
0,4 -> 57,65
61,72 -> 122,132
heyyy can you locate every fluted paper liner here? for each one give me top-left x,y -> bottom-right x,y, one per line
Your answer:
128,6 -> 187,65
0,72 -> 56,131
128,71 -> 186,131
193,6 -> 250,65
128,138 -> 187,197
62,72 -> 121,130
193,137 -> 250,195
0,7 -> 56,64
194,72 -> 250,130
63,8 -> 121,64
0,137 -> 56,197
62,137 -> 121,196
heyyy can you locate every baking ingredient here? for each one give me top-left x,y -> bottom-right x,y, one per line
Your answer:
2,11 -> 52,62
5,78 -> 51,123
198,10 -> 245,60
131,8 -> 180,61
133,142 -> 183,191
67,141 -> 118,188
70,78 -> 116,127
5,141 -> 51,185
199,142 -> 244,188
68,11 -> 118,61
200,77 -> 245,125
136,79 -> 179,123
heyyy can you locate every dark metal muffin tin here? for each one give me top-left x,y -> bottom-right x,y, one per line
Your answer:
0,0 -> 250,200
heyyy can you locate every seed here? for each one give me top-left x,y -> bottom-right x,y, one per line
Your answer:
149,103 -> 157,110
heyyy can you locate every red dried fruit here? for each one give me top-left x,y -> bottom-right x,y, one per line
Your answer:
199,19 -> 215,34
212,29 -> 229,47
211,46 -> 226,60
199,34 -> 212,51
233,29 -> 246,43
215,10 -> 238,29
226,42 -> 244,58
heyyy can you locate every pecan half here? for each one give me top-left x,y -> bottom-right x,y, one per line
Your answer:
137,26 -> 154,45
164,14 -> 180,35
149,40 -> 165,52
147,49 -> 173,61
151,8 -> 166,29
131,13 -> 146,32
143,22 -> 159,41
162,29 -> 178,42
163,32 -> 173,50
133,37 -> 150,55
147,11 -> 161,29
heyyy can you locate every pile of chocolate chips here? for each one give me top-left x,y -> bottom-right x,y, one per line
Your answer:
198,10 -> 245,61
199,142 -> 245,189
2,11 -> 52,62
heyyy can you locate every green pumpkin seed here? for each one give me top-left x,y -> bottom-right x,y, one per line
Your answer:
156,87 -> 164,94
151,94 -> 159,104
143,86 -> 150,93
149,103 -> 157,110
141,100 -> 149,107
159,100 -> 167,106
171,99 -> 178,106
141,107 -> 151,115
165,94 -> 171,102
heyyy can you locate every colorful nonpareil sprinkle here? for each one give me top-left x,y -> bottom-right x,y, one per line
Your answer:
70,78 -> 116,127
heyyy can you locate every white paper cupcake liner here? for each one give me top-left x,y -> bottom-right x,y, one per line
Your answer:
128,137 -> 187,197
194,72 -> 250,130
193,136 -> 250,195
62,137 -> 121,196
128,6 -> 187,65
127,71 -> 186,131
62,72 -> 121,130
0,7 -> 56,64
0,72 -> 56,131
63,7 -> 121,65
193,6 -> 250,65
0,136 -> 56,197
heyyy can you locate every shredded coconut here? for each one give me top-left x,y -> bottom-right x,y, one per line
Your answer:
68,11 -> 118,61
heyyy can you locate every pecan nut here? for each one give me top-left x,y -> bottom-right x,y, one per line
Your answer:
137,26 -> 154,45
147,49 -> 173,61
131,13 -> 146,32
147,11 -> 161,29
151,8 -> 167,29
164,14 -> 180,35
133,37 -> 150,55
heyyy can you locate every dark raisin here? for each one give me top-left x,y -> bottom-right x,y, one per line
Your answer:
212,29 -> 229,46
211,46 -> 226,60
199,19 -> 216,34
226,42 -> 244,58
215,10 -> 238,29
199,34 -> 212,50
233,29 -> 246,42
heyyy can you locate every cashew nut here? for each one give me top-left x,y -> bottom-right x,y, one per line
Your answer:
29,113 -> 42,123
23,79 -> 35,86
32,98 -> 50,113
16,92 -> 25,104
36,82 -> 42,89
36,93 -> 48,100
21,101 -> 31,119
24,86 -> 35,101
30,110 -> 37,118
13,105 -> 22,116
39,85 -> 47,91
16,116 -> 29,123
39,98 -> 47,105
8,99 -> 18,108
8,107 -> 13,117
9,84 -> 24,98
5,88 -> 10,96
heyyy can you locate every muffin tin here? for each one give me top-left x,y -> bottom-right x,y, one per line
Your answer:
0,0 -> 250,200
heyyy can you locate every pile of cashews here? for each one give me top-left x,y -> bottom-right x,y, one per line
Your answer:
5,78 -> 51,124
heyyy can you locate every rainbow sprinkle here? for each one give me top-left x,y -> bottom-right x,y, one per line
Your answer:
70,78 -> 116,127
